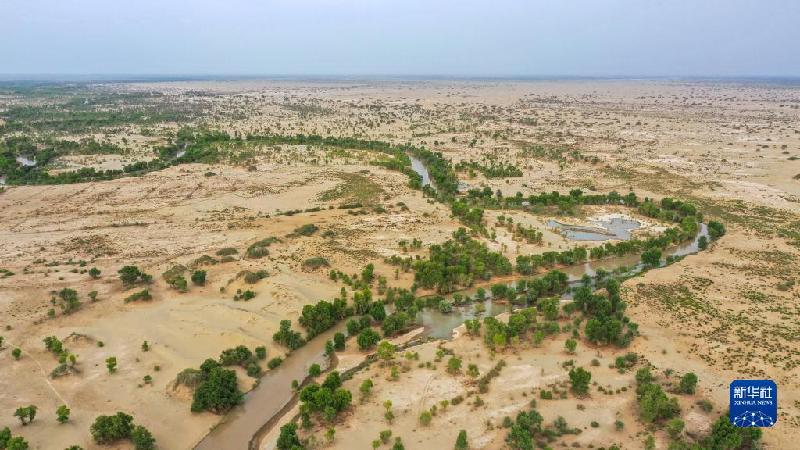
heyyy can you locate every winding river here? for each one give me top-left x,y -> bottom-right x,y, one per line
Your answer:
194,157 -> 710,449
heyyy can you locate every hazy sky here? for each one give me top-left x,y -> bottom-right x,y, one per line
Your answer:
1,0 -> 798,77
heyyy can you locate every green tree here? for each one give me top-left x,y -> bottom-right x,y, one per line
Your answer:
6,437 -> 29,450
357,328 -> 381,350
447,356 -> 462,374
170,276 -> 188,292
191,270 -> 206,286
58,288 -> 82,314
565,338 -> 577,353
455,429 -> 468,450
333,332 -> 346,351
644,434 -> 655,450
106,357 -> 117,373
702,414 -> 761,449
322,371 -> 342,390
362,263 -> 375,284
91,412 -> 134,444
377,341 -> 396,361
191,366 -> 243,414
255,346 -> 267,360
641,248 -> 661,267
359,379 -> 373,402
56,404 -> 70,423
130,425 -> 156,450
277,422 -> 301,449
309,363 -> 321,377
14,405 -> 37,425
708,221 -> 726,240
679,372 -> 698,394
118,266 -> 149,287
89,267 -> 101,279
638,383 -> 680,423
0,427 -> 10,448
532,330 -> 544,347
568,367 -> 591,396
635,367 -> 653,385
12,347 -> 22,360
666,418 -> 685,439
346,318 -> 361,336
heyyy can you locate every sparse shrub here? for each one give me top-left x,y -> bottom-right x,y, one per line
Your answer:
679,372 -> 698,394
666,418 -> 685,438
302,257 -> 330,270
124,289 -> 152,303
191,270 -> 206,286
419,411 -> 432,426
292,224 -> 319,237
216,247 -> 238,256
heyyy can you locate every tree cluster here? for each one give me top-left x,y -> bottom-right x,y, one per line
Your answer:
189,359 -> 244,414
273,320 -> 306,350
299,371 -> 352,424
0,427 -> 29,450
91,412 -> 155,450
117,266 -> 152,287
573,279 -> 638,347
414,228 -> 512,293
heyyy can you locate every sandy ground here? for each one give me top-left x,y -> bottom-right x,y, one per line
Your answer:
1,79 -> 798,449
318,327 -> 717,450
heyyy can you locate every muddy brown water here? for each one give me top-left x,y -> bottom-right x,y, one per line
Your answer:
193,322 -> 348,450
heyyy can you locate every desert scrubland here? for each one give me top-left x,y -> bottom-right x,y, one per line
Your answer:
0,79 -> 798,450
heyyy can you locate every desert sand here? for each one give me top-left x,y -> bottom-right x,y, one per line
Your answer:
0,79 -> 798,449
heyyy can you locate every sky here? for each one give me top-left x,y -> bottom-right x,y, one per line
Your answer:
1,0 -> 798,78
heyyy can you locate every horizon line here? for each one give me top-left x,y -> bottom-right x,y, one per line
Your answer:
1,73 -> 800,84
